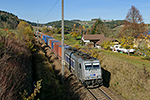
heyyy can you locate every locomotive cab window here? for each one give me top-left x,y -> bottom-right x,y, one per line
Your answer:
85,63 -> 92,70
85,63 -> 100,70
93,63 -> 100,69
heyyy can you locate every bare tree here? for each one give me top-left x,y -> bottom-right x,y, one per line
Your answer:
118,5 -> 148,38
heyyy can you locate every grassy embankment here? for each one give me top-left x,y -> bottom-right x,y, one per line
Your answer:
98,50 -> 150,100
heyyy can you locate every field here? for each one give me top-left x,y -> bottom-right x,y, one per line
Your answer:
52,34 -> 81,47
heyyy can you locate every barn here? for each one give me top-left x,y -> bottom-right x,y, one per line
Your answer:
82,34 -> 116,48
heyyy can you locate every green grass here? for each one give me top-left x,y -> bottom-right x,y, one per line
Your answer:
100,50 -> 150,71
53,34 -> 81,46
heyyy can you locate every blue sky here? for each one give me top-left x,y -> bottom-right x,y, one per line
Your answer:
0,0 -> 150,24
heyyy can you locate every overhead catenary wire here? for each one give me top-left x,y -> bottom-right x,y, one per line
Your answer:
40,0 -> 59,21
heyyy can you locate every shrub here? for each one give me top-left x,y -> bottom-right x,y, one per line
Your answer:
0,29 -> 32,100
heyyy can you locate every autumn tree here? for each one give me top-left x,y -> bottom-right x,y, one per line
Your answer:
91,18 -> 111,36
70,31 -> 79,38
120,36 -> 134,55
101,41 -> 112,50
118,5 -> 148,38
72,24 -> 76,32
91,18 -> 103,34
16,21 -> 35,52
138,35 -> 150,56
86,28 -> 91,34
17,21 -> 33,36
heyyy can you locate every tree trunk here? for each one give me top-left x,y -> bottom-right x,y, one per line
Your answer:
128,50 -> 130,56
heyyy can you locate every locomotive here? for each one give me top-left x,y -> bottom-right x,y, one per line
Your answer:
37,32 -> 103,87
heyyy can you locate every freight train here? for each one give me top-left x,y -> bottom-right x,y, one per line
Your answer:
36,32 -> 103,87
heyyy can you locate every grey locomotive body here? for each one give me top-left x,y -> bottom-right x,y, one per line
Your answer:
64,47 -> 103,87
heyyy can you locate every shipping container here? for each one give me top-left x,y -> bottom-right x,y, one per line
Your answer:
48,38 -> 55,46
51,40 -> 60,50
48,39 -> 57,48
46,36 -> 53,44
53,42 -> 61,58
54,42 -> 70,60
43,35 -> 53,44
41,33 -> 46,39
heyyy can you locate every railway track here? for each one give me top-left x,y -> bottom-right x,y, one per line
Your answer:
86,87 -> 111,100
85,86 -> 124,100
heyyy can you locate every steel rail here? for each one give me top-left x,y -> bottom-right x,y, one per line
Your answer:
98,88 -> 112,100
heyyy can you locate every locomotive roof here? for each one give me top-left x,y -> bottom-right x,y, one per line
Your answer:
66,47 -> 97,61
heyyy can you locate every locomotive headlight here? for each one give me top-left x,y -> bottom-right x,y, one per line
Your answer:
85,77 -> 89,79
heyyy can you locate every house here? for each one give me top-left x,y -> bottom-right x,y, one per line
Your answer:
82,34 -> 116,48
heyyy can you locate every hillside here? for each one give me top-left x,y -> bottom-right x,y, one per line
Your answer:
0,10 -> 38,29
76,20 -> 124,29
0,10 -> 19,29
104,20 -> 124,29
45,20 -> 81,30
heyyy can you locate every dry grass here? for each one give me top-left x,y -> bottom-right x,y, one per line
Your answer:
100,50 -> 150,71
98,52 -> 150,100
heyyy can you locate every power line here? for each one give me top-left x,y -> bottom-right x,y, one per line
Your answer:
40,0 -> 59,20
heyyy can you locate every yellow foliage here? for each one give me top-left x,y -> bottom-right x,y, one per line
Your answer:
20,79 -> 42,100
73,42 -> 80,49
17,21 -> 33,36
70,31 -> 79,38
82,25 -> 85,29
120,36 -> 134,49
101,41 -> 112,50
91,50 -> 99,58
16,21 -> 35,52
24,26 -> 33,36
73,24 -> 76,29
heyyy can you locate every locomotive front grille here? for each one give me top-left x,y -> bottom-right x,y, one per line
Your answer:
85,78 -> 103,86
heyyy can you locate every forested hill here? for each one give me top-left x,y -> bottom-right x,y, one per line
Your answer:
0,10 -> 38,29
104,20 -> 124,29
45,20 -> 81,29
0,10 -> 19,29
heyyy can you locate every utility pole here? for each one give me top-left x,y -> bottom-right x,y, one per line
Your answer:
37,20 -> 39,43
61,0 -> 64,84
